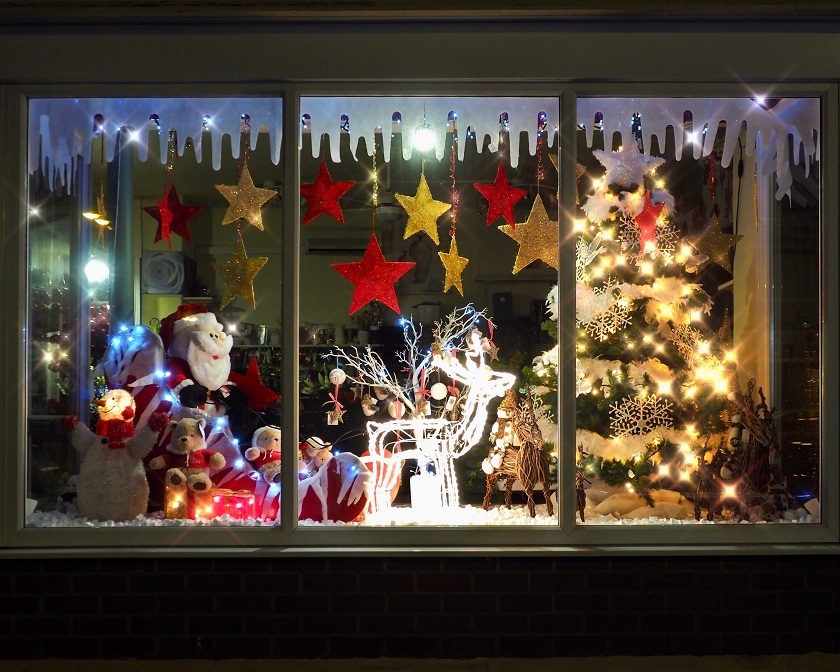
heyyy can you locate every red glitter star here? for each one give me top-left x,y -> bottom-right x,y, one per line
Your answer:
473,163 -> 527,227
228,356 -> 280,412
634,190 -> 665,252
300,161 -> 355,225
144,185 -> 202,248
332,234 -> 415,315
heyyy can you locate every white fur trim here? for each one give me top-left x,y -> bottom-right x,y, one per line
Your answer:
252,425 -> 281,445
173,378 -> 195,395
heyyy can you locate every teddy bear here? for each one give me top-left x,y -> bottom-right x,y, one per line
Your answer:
243,426 -> 287,484
149,417 -> 226,492
62,388 -> 167,522
301,436 -> 334,478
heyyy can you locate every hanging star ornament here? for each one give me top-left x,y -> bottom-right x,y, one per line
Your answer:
215,163 -> 276,231
634,190 -> 665,253
685,215 -> 743,273
332,234 -> 415,315
144,185 -> 203,248
228,356 -> 280,412
499,196 -> 559,274
473,163 -> 527,226
299,160 -> 355,225
395,173 -> 451,245
214,235 -> 268,310
438,234 -> 470,296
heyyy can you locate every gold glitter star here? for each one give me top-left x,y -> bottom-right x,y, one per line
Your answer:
214,235 -> 268,309
685,215 -> 743,273
395,173 -> 451,245
215,163 -> 276,231
438,234 -> 470,296
499,196 -> 559,274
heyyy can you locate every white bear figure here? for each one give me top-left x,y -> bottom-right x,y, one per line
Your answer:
244,426 -> 285,484
65,389 -> 166,522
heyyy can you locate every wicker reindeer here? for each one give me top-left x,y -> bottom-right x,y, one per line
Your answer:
482,390 -> 555,518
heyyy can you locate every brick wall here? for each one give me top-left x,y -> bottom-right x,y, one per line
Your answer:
1,555 -> 838,659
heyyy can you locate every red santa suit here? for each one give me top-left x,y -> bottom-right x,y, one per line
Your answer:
154,449 -> 222,470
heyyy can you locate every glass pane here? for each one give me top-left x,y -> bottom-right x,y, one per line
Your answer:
25,97 -> 285,527
572,97 -> 821,525
298,96 -> 560,526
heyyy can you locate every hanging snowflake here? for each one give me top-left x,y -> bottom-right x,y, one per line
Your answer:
610,394 -> 673,438
617,213 -> 678,260
576,233 -> 605,283
669,323 -> 702,366
577,280 -> 633,341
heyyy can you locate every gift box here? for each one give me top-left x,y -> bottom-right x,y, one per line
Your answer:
164,485 -> 214,520
211,489 -> 256,520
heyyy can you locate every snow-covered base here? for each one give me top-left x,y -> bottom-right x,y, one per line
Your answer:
579,512 -> 818,525
26,505 -> 819,528
302,504 -> 559,527
26,510 -> 274,528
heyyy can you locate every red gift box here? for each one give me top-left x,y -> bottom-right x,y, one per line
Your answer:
211,489 -> 256,520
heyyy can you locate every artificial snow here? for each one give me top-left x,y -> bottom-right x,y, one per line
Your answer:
25,502 -> 818,529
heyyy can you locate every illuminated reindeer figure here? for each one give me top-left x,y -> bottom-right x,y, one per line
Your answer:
331,306 -> 516,513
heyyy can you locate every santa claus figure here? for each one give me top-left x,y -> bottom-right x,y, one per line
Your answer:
159,303 -> 258,444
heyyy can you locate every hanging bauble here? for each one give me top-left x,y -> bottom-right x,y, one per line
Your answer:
430,382 -> 448,401
329,368 -> 348,385
388,400 -> 405,419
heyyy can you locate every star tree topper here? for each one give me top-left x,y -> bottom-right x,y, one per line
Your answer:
299,160 -> 355,225
438,234 -> 470,296
332,234 -> 415,314
685,215 -> 743,273
215,163 -> 276,231
395,173 -> 451,245
499,196 -> 559,274
144,185 -> 203,248
214,235 -> 269,310
473,163 -> 527,226
634,190 -> 665,253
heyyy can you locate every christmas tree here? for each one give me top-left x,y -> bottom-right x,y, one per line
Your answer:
527,140 -> 738,516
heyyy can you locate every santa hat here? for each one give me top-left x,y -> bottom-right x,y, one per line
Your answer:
303,436 -> 331,454
159,303 -> 210,353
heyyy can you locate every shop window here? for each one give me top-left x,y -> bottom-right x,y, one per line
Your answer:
570,97 -> 821,525
298,96 -> 561,526
20,91 -> 826,541
25,97 -> 285,527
